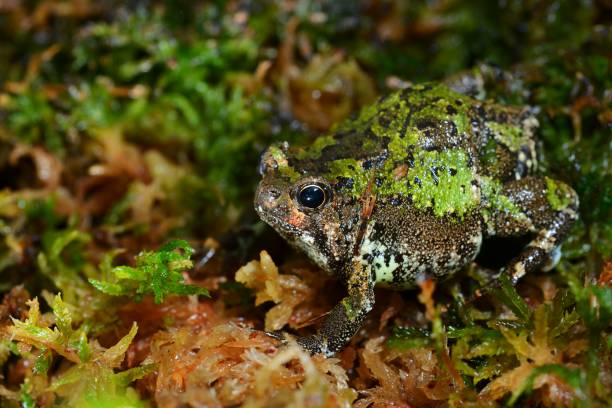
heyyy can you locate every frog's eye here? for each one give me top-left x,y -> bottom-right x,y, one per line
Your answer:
297,184 -> 328,209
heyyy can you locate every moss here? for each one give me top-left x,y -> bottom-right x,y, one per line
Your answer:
89,240 -> 209,304
0,1 -> 609,406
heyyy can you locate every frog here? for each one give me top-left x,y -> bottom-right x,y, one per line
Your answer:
254,82 -> 578,357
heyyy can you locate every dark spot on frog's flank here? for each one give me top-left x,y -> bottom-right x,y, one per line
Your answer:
406,146 -> 415,167
429,167 -> 440,185
383,252 -> 391,267
475,105 -> 486,119
399,110 -> 413,139
449,168 -> 457,176
378,113 -> 392,128
370,223 -> 385,242
362,153 -> 388,170
335,176 -> 354,190
446,104 -> 457,115
471,118 -> 481,131
416,117 -> 436,130
390,196 -> 402,206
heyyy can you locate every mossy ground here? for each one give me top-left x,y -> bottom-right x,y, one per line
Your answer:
0,1 -> 609,407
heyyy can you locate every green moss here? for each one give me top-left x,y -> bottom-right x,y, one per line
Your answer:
89,240 -> 209,304
9,296 -> 152,407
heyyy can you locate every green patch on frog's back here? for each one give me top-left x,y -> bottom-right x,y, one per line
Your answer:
291,82 -> 536,220
326,158 -> 371,195
330,83 -> 473,150
325,148 -> 480,218
268,144 -> 301,182
403,149 -> 479,217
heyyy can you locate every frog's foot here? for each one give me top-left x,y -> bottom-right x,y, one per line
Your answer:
265,331 -> 353,357
541,246 -> 561,272
264,330 -> 324,354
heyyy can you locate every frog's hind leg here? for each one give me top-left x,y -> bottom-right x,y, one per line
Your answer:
487,176 -> 579,283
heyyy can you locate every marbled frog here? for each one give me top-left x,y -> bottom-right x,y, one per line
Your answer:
255,83 -> 578,356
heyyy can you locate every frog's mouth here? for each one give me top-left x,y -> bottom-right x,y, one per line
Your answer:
254,181 -> 303,238
257,208 -> 302,238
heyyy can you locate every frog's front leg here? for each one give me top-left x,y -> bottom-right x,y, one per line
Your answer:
488,176 -> 579,282
294,262 -> 376,357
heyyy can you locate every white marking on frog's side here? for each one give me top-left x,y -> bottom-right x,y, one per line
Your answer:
359,234 -> 400,284
470,232 -> 483,252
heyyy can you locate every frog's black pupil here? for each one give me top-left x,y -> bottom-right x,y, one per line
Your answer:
298,185 -> 325,209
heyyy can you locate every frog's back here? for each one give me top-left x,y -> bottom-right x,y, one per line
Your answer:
288,83 -> 538,217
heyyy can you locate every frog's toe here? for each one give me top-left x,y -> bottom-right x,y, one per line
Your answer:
264,329 -> 287,342
541,246 -> 561,272
295,335 -> 329,356
264,331 -> 329,356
